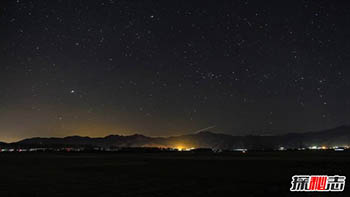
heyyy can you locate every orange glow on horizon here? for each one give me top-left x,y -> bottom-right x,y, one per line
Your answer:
173,143 -> 195,151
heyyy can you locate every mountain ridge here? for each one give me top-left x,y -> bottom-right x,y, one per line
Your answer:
1,125 -> 350,150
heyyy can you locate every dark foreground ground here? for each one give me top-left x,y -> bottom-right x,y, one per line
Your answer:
0,151 -> 349,197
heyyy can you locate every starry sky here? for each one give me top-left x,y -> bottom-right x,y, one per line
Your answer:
1,0 -> 350,142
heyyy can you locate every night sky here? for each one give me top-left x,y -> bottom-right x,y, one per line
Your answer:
1,0 -> 350,142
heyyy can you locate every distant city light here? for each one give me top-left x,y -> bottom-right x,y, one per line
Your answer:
233,148 -> 247,153
174,145 -> 195,151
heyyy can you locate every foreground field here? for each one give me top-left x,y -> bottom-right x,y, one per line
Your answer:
0,151 -> 349,196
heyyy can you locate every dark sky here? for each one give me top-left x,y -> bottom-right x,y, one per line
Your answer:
1,0 -> 350,142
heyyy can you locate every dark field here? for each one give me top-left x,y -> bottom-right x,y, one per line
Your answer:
0,151 -> 349,197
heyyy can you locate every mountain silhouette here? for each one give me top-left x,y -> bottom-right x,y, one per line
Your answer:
2,125 -> 350,150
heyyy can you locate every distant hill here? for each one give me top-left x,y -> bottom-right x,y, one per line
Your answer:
2,125 -> 350,150
16,134 -> 153,147
284,125 -> 350,147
